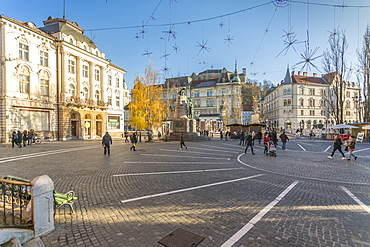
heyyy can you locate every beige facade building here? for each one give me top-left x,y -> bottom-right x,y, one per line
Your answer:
162,68 -> 244,132
263,69 -> 361,131
0,15 -> 128,142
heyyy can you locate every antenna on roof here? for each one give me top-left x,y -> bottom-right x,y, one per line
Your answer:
63,0 -> 66,19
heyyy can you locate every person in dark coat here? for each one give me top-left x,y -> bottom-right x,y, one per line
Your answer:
345,136 -> 358,161
130,132 -> 138,151
244,132 -> 255,155
11,131 -> 17,148
16,130 -> 23,148
257,131 -> 262,144
271,130 -> 278,146
279,132 -> 289,150
180,132 -> 187,150
328,135 -> 346,159
102,132 -> 112,155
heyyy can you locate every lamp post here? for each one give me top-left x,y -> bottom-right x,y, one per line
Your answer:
352,95 -> 362,123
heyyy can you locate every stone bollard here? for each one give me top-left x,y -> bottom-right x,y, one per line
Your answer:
31,175 -> 55,237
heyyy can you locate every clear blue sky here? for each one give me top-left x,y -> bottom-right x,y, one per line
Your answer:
2,0 -> 370,89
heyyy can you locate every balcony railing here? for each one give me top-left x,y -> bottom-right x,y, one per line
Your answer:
0,178 -> 33,229
65,96 -> 108,109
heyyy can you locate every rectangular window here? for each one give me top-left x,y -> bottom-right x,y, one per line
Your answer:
82,65 -> 89,78
116,78 -> 120,88
19,74 -> 30,93
309,88 -> 315,95
163,94 -> 167,99
207,90 -> 213,97
116,96 -> 120,107
68,60 -> 75,74
346,111 -> 351,116
107,75 -> 112,85
40,51 -> 48,66
95,69 -> 100,81
310,110 -> 315,116
172,94 -> 177,99
195,100 -> 201,107
222,89 -> 225,96
40,79 -> 49,96
19,43 -> 29,60
194,92 -> 200,98
301,110 -> 304,115
107,116 -> 120,129
206,100 -> 213,107
346,91 -> 350,98
108,97 -> 112,106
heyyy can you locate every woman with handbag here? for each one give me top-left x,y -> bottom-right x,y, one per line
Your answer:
328,135 -> 346,159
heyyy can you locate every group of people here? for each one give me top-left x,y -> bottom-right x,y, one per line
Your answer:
101,131 -> 139,155
328,135 -> 358,161
11,129 -> 37,148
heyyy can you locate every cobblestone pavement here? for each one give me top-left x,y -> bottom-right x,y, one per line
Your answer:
0,137 -> 369,246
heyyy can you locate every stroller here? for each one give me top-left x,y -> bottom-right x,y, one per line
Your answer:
266,141 -> 277,157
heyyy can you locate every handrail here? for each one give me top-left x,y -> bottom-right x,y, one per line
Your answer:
0,178 -> 31,186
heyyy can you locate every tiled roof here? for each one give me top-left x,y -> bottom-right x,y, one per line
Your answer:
291,75 -> 327,85
243,104 -> 253,111
191,80 -> 217,88
0,15 -> 56,40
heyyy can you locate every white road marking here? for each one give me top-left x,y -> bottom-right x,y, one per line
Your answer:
324,145 -> 331,152
297,144 -> 306,151
121,174 -> 264,204
0,146 -> 100,164
122,161 -> 232,164
139,154 -> 231,160
113,167 -> 244,177
353,147 -> 370,154
158,149 -> 237,156
221,181 -> 299,247
200,144 -> 244,151
341,186 -> 370,214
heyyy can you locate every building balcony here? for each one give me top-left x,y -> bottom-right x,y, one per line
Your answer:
64,96 -> 108,110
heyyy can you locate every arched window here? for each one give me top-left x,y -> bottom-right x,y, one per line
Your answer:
299,98 -> 304,107
69,38 -> 73,44
69,84 -> 76,96
284,99 -> 287,106
346,101 -> 350,108
39,70 -> 50,96
18,65 -> 30,93
82,87 -> 89,98
288,99 -> 291,105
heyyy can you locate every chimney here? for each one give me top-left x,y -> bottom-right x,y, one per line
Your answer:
242,68 -> 246,74
298,71 -> 301,75
291,71 -> 295,76
303,72 -> 308,76
313,73 -> 317,77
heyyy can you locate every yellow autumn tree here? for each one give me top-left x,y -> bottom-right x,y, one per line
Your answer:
128,62 -> 165,133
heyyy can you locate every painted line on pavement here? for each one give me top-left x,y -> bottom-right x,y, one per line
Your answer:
200,144 -> 245,152
353,147 -> 370,154
341,186 -> 370,214
140,154 -> 231,160
113,167 -> 244,177
183,147 -> 240,154
297,144 -> 306,151
324,145 -> 331,152
122,161 -> 232,164
121,174 -> 264,204
237,154 -> 370,185
159,149 -> 237,156
0,146 -> 101,164
221,181 -> 299,247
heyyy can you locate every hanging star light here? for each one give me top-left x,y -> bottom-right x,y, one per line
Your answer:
219,21 -> 225,28
196,40 -> 210,56
162,25 -> 177,41
134,33 -> 140,40
224,33 -> 234,47
293,44 -> 323,72
142,50 -> 153,57
161,52 -> 170,60
172,44 -> 180,53
276,28 -> 303,57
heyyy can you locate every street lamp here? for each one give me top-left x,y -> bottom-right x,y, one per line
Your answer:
352,95 -> 362,123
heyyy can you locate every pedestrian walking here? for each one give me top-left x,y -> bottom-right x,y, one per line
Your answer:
271,130 -> 278,146
239,131 -> 245,145
124,130 -> 129,142
130,132 -> 138,151
257,131 -> 262,144
102,132 -> 112,155
27,129 -> 33,145
279,132 -> 289,150
327,135 -> 346,159
263,133 -> 270,154
16,130 -> 22,148
11,131 -> 17,148
220,130 -> 223,140
244,131 -> 255,155
345,136 -> 358,161
180,132 -> 187,150
22,130 -> 28,147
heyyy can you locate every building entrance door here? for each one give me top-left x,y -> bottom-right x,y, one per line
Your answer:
96,121 -> 102,137
71,120 -> 78,137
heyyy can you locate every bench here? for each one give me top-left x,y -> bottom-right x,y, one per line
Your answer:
3,175 -> 77,214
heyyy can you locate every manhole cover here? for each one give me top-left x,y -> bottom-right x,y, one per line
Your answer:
74,170 -> 95,175
310,159 -> 324,162
158,228 -> 205,247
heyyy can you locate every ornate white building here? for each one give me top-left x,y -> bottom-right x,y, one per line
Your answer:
0,15 -> 129,142
264,69 -> 362,131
